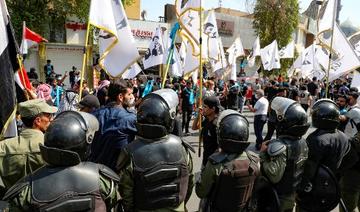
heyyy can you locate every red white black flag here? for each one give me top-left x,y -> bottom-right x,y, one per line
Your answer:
20,21 -> 47,55
0,0 -> 20,137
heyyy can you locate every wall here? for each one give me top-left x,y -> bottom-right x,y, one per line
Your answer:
125,0 -> 141,20
214,12 -> 257,49
24,44 -> 84,89
128,19 -> 171,50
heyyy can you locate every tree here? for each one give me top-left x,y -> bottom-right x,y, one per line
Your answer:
253,0 -> 299,76
6,0 -> 134,43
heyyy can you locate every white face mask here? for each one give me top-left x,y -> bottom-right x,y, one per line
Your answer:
255,94 -> 259,99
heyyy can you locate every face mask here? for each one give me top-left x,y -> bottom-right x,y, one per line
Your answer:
255,94 -> 259,99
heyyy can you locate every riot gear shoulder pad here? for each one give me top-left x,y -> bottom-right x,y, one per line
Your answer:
267,140 -> 287,157
209,152 -> 228,165
99,164 -> 120,183
3,178 -> 30,201
31,162 -> 100,202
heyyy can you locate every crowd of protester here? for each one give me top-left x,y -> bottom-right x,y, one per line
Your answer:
1,63 -> 360,211
23,63 -> 359,154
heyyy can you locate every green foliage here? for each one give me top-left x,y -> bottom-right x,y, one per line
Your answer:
253,0 -> 299,76
6,0 -> 134,43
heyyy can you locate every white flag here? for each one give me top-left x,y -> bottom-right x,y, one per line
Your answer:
318,0 -> 336,33
179,40 -> 187,65
89,0 -> 139,77
230,63 -> 237,81
227,37 -> 245,65
354,40 -> 360,57
247,36 -> 260,67
212,39 -> 228,72
143,27 -> 165,69
203,10 -> 220,60
299,44 -> 317,76
122,63 -> 142,79
315,44 -> 330,70
287,56 -> 300,77
176,0 -> 201,53
170,47 -> 184,77
191,69 -> 198,85
279,40 -> 295,59
290,44 -> 326,79
351,71 -> 360,89
183,41 -> 199,75
260,40 -> 280,70
321,24 -> 360,81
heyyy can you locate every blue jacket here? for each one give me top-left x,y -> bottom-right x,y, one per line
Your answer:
90,103 -> 137,170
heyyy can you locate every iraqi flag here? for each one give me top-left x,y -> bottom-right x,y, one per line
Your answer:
0,0 -> 20,137
20,22 -> 47,55
15,66 -> 32,91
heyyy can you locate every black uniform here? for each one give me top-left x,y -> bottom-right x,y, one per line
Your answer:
116,89 -> 194,211
201,118 -> 218,166
297,99 -> 358,212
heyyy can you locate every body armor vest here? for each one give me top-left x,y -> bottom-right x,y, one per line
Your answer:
126,135 -> 189,210
274,137 -> 308,196
210,151 -> 260,212
29,162 -> 106,211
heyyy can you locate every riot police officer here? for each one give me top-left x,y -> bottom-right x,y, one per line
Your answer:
116,89 -> 194,212
3,111 -> 120,211
297,99 -> 356,212
259,97 -> 310,212
196,109 -> 260,212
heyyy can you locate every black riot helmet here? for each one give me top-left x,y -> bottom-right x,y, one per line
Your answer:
270,97 -> 310,137
42,111 -> 99,165
137,89 -> 179,139
312,99 -> 340,130
217,110 -> 250,153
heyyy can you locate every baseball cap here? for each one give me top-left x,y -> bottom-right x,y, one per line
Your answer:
78,94 -> 100,109
204,96 -> 223,110
19,99 -> 58,118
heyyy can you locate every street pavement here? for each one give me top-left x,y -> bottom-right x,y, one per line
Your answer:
182,108 -> 345,212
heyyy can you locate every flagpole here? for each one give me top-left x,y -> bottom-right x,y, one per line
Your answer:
162,32 -> 178,88
325,0 -> 337,98
18,21 -> 29,100
17,54 -> 29,100
78,21 -> 91,101
198,0 -> 203,158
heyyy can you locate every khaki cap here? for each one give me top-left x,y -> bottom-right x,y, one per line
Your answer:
19,99 -> 58,118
